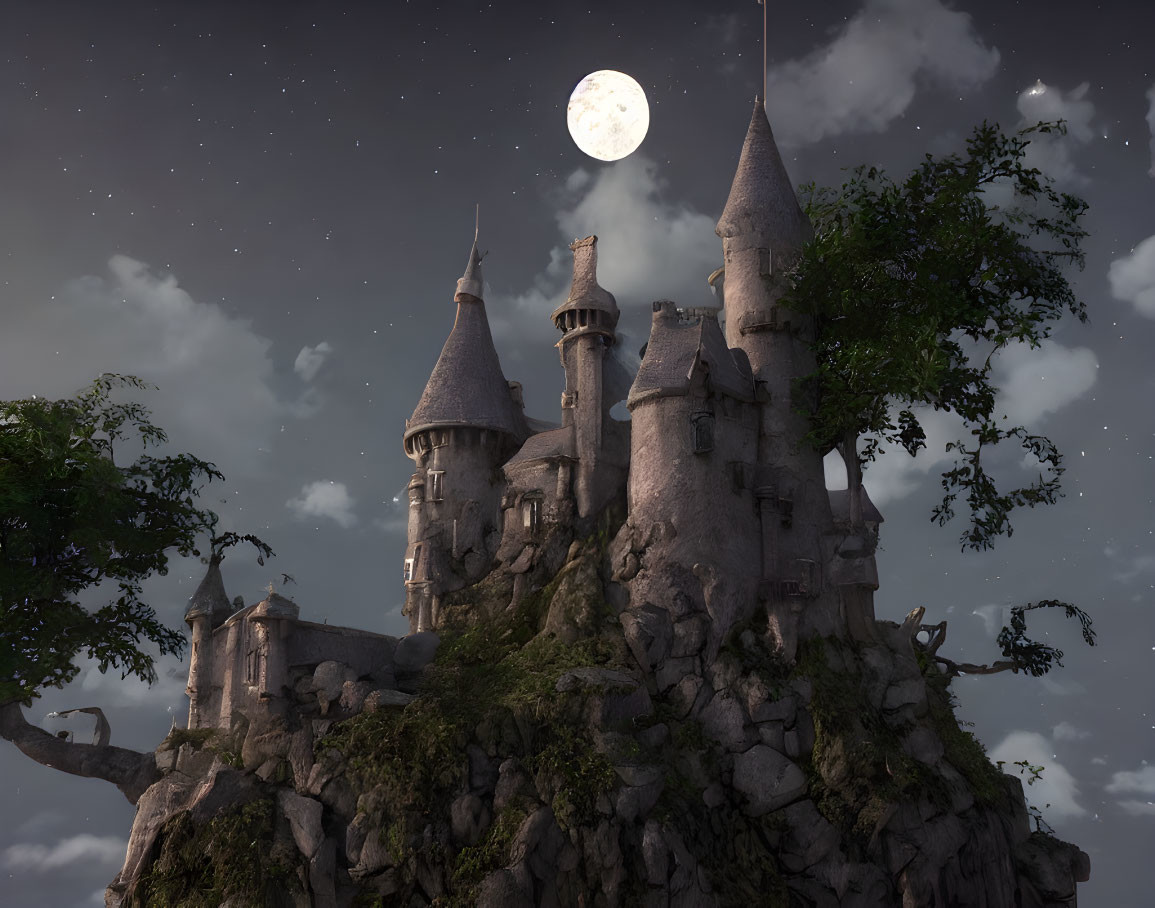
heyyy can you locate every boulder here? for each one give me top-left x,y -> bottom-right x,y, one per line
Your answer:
732,745 -> 807,816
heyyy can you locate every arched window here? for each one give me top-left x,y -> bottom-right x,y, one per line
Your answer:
691,412 -> 715,454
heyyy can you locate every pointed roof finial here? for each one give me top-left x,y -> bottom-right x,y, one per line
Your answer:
455,206 -> 485,301
184,552 -> 233,627
715,98 -> 812,257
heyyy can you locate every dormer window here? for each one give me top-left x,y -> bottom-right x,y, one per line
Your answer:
428,471 -> 444,501
691,412 -> 715,454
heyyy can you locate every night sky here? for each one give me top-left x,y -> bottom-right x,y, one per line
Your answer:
2,1 -> 1153,904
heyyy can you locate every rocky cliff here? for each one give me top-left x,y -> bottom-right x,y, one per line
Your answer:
105,511 -> 1089,907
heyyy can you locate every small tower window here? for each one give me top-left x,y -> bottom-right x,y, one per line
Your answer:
523,497 -> 542,535
691,412 -> 715,454
428,471 -> 445,501
403,558 -> 415,583
758,247 -> 772,276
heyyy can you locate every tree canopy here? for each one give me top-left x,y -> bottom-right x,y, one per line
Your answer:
0,373 -> 271,705
787,121 -> 1089,551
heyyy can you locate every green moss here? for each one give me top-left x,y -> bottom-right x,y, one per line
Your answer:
158,727 -> 215,752
923,666 -> 1007,807
131,798 -> 304,907
449,804 -> 529,906
321,535 -> 633,900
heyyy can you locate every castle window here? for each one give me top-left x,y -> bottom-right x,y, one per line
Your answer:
432,430 -> 448,448
691,412 -> 715,454
403,558 -> 415,583
523,497 -> 542,535
428,471 -> 444,501
758,247 -> 771,276
245,647 -> 262,685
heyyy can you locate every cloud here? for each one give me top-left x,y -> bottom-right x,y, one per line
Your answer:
74,654 -> 189,711
1108,234 -> 1155,318
995,339 -> 1098,424
489,154 -> 719,344
972,604 -> 1009,637
763,0 -> 999,146
1117,800 -> 1155,817
859,340 -> 1096,506
1105,764 -> 1155,796
286,480 -> 358,528
989,731 -> 1086,819
0,255 -> 312,479
294,341 -> 333,382
1051,721 -> 1090,742
1146,84 -> 1155,176
1016,81 -> 1096,184
2,834 -> 127,872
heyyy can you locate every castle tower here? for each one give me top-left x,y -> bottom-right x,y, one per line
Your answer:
551,236 -> 621,518
402,225 -> 529,632
715,99 -> 838,643
183,553 -> 233,729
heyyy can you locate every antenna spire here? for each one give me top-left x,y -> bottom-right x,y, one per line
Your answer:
760,0 -> 767,104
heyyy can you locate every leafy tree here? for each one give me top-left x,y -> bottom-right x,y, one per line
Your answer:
0,373 -> 272,705
788,121 -> 1089,549
787,122 -> 1096,676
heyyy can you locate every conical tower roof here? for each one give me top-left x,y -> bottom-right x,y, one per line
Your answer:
551,236 -> 619,326
405,234 -> 529,445
716,98 -> 812,257
184,554 -> 233,627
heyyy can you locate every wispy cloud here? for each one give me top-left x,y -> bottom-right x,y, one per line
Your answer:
286,480 -> 358,529
2,834 -> 127,872
0,255 -> 315,479
1106,763 -> 1155,817
294,341 -> 333,383
1108,235 -> 1155,319
989,730 -> 1086,819
1016,81 -> 1096,185
764,0 -> 999,146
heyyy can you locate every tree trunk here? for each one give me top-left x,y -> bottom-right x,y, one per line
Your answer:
0,701 -> 159,803
838,429 -> 864,527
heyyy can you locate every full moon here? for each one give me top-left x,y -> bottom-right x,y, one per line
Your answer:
566,70 -> 649,161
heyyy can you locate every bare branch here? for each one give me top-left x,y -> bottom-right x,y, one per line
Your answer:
0,701 -> 158,803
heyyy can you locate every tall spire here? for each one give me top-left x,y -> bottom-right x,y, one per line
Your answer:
715,98 -> 812,260
455,204 -> 484,301
405,218 -> 529,447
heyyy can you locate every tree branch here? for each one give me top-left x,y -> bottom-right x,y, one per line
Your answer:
933,656 -> 1017,679
0,701 -> 158,803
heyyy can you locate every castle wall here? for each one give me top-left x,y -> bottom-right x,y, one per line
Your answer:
721,243 -> 840,639
627,381 -> 761,622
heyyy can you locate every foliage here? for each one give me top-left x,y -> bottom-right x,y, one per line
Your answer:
130,798 -> 305,907
995,600 -> 1096,676
0,373 -> 272,704
788,121 -> 1089,550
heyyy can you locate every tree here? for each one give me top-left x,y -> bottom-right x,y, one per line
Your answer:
788,121 -> 1088,549
0,374 -> 271,799
786,122 -> 1095,675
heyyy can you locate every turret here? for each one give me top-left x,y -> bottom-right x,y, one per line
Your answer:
551,236 -> 621,517
183,553 -> 232,729
401,221 -> 529,632
715,99 -> 838,648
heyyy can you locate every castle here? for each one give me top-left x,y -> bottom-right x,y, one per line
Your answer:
400,98 -> 883,654
182,98 -> 884,730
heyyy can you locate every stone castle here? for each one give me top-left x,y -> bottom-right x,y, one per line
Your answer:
182,98 -> 884,730
399,98 -> 883,651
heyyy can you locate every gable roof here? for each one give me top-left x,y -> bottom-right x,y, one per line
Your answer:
627,303 -> 755,407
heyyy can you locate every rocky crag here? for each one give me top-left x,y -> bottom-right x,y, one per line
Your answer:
105,505 -> 1088,907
